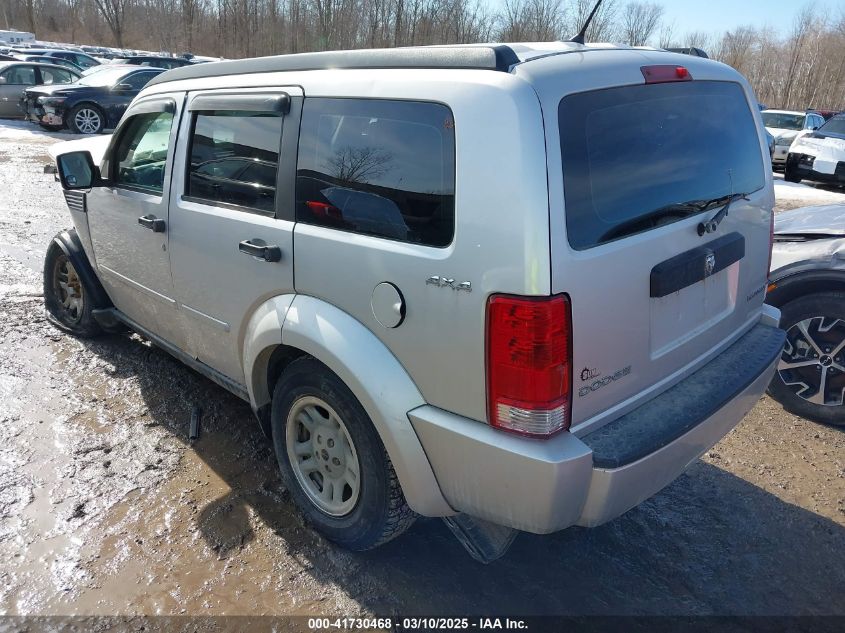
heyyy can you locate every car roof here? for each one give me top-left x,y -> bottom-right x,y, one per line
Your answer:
763,109 -> 806,116
0,60 -> 80,73
146,42 -> 654,87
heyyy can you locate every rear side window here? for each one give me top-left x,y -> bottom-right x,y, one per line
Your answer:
560,81 -> 765,250
186,110 -> 282,214
296,98 -> 455,247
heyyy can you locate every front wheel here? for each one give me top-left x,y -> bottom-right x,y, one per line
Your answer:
68,104 -> 104,134
767,292 -> 845,426
784,156 -> 802,183
43,240 -> 101,337
271,357 -> 416,550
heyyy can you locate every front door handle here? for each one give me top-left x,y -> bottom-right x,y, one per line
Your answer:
138,214 -> 165,232
239,239 -> 282,262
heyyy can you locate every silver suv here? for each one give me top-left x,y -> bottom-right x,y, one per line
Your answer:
46,42 -> 785,561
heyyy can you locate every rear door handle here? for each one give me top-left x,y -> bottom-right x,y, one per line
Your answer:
138,214 -> 165,232
239,239 -> 282,262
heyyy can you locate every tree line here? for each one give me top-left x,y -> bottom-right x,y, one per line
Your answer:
4,0 -> 845,109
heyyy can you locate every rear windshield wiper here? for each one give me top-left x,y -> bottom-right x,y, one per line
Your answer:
697,193 -> 750,236
597,201 -> 711,243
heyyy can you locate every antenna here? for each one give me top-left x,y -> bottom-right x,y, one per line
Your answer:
570,0 -> 605,44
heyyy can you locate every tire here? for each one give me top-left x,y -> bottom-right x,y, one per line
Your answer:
43,240 -> 102,338
784,156 -> 802,183
271,357 -> 416,550
767,291 -> 845,426
68,103 -> 105,134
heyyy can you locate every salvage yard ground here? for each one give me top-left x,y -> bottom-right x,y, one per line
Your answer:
0,120 -> 843,616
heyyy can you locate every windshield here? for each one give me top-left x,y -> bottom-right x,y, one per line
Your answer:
559,81 -> 765,249
77,67 -> 134,87
762,112 -> 805,130
819,117 -> 845,136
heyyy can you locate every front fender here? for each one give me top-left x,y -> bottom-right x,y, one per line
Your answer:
51,228 -> 112,310
243,293 -> 455,517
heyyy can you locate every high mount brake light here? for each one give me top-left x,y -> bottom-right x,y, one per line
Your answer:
486,295 -> 572,437
641,65 -> 692,84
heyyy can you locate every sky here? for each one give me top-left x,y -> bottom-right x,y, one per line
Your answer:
648,0 -> 813,37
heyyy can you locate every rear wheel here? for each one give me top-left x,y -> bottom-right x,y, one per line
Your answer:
43,240 -> 101,337
767,292 -> 845,426
68,104 -> 104,134
271,357 -> 416,549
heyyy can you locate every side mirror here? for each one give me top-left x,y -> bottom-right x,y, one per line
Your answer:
809,124 -> 819,131
0,76 -> 6,85
56,151 -> 100,190
114,82 -> 133,91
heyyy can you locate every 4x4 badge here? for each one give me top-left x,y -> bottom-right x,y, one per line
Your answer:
426,276 -> 472,292
704,253 -> 716,277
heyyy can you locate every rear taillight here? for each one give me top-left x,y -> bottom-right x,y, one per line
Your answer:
486,294 -> 572,438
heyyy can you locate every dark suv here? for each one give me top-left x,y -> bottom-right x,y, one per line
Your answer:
24,65 -> 164,133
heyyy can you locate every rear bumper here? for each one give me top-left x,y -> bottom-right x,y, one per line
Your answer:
410,314 -> 784,534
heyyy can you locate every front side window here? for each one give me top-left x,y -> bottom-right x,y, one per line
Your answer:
112,111 -> 174,193
40,67 -> 74,85
296,98 -> 455,247
186,110 -> 282,214
560,81 -> 765,249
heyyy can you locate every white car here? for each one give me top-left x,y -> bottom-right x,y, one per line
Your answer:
762,109 -> 825,167
785,115 -> 845,185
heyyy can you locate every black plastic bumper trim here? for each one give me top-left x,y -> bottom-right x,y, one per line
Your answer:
581,322 -> 785,469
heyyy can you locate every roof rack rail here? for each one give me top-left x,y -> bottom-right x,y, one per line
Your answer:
147,45 -> 521,87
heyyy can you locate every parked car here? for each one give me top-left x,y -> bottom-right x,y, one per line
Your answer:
0,61 -> 80,118
11,48 -> 100,69
37,49 -> 101,70
762,109 -> 826,168
19,55 -> 84,73
767,203 -> 845,427
46,43 -> 783,561
23,65 -> 164,133
113,55 -> 193,70
784,114 -> 845,185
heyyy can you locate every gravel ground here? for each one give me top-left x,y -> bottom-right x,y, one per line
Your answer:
0,121 -> 843,617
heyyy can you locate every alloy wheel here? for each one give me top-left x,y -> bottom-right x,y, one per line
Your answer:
285,396 -> 361,517
778,316 -> 845,406
52,255 -> 84,325
74,108 -> 101,134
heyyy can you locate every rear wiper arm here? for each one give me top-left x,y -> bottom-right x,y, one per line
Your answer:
697,193 -> 749,236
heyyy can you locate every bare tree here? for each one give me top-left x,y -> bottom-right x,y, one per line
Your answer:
90,0 -> 132,46
327,147 -> 394,184
567,0 -> 618,42
620,1 -> 663,46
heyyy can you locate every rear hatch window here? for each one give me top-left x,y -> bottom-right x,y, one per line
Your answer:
560,81 -> 765,250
